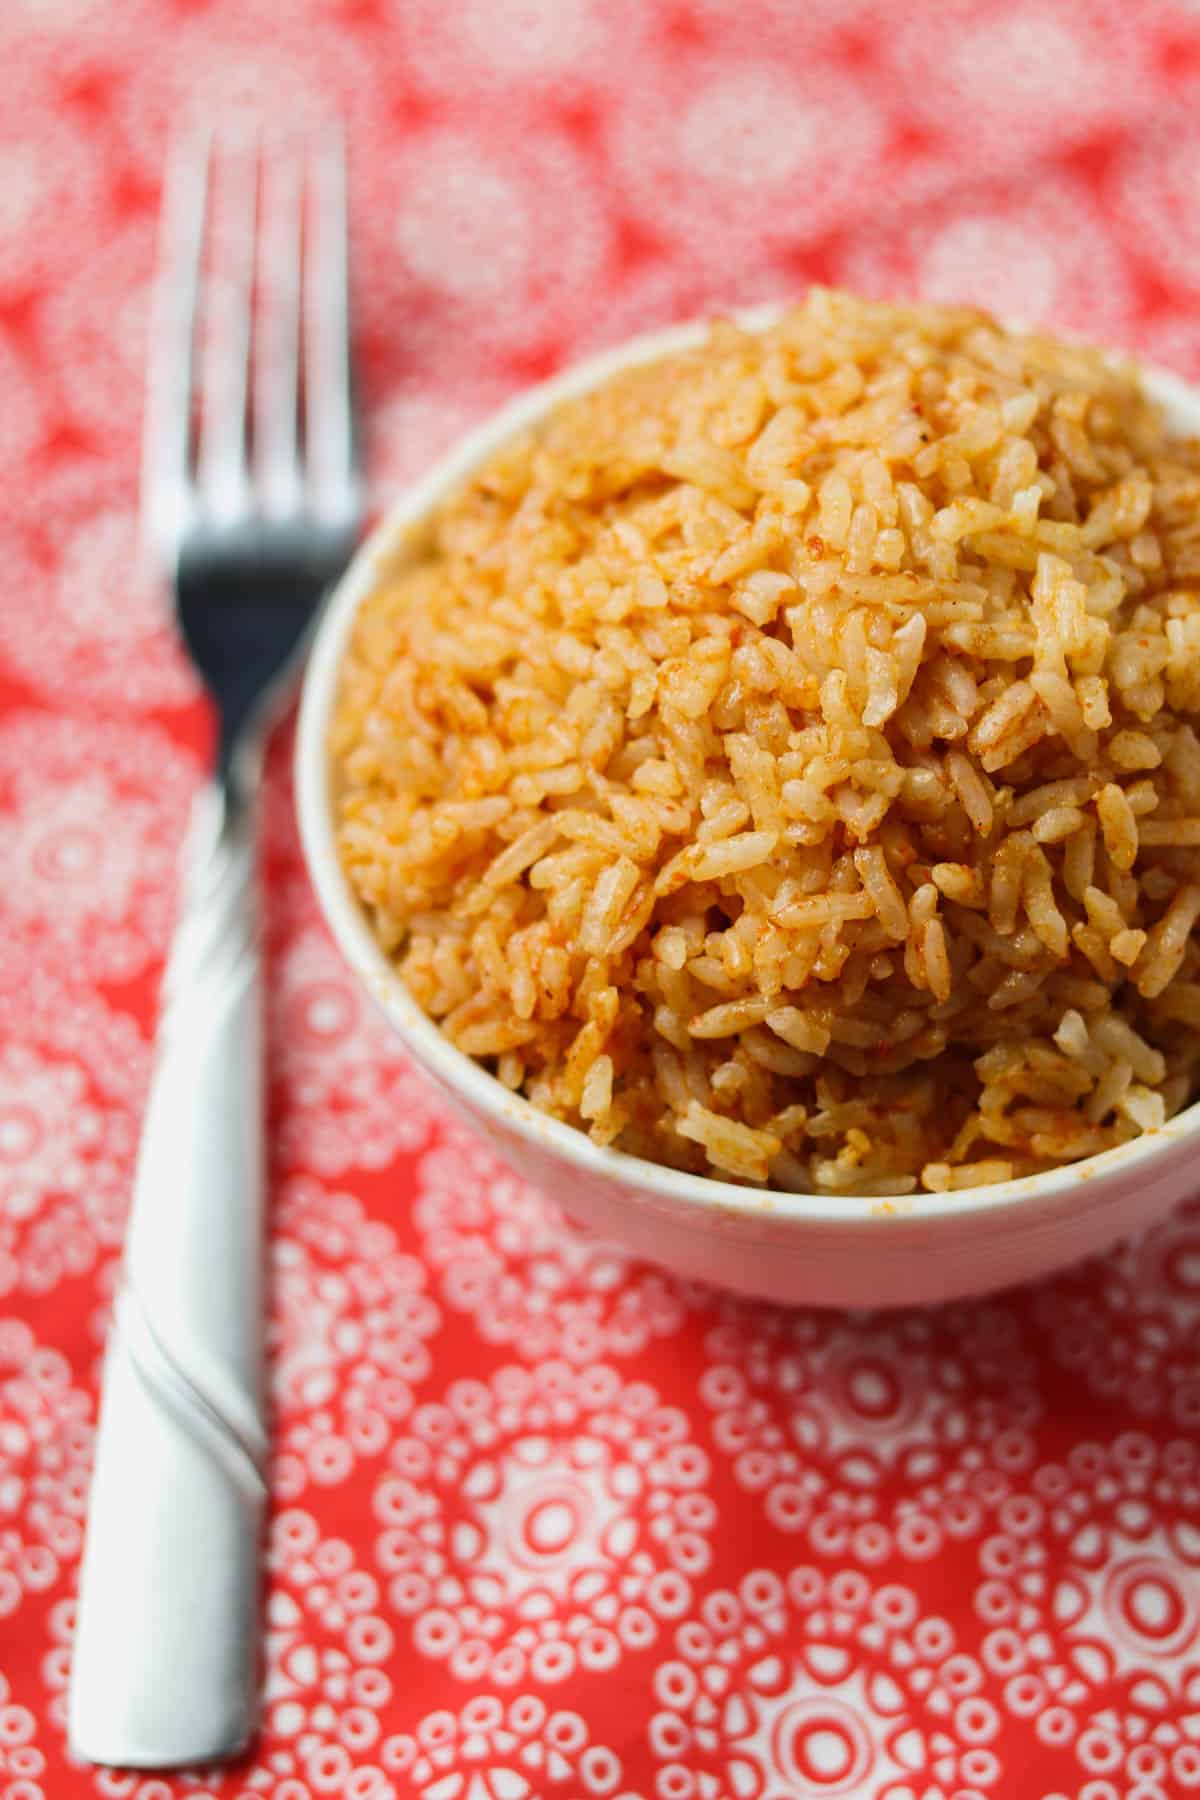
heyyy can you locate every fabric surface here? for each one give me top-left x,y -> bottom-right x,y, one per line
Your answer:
4,4 -> 1200,1796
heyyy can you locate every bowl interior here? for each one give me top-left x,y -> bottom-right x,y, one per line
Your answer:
296,311 -> 1200,1230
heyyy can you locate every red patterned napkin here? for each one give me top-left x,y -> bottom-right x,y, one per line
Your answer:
4,5 -> 1200,1796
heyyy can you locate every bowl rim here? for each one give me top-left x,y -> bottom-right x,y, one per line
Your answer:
295,305 -> 1200,1231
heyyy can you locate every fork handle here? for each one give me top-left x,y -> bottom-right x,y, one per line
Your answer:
69,779 -> 267,1768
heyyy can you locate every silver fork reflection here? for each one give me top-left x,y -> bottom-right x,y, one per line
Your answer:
68,129 -> 363,1769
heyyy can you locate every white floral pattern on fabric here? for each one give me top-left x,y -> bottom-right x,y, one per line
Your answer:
380,1693 -> 638,1799
357,122 -> 614,366
837,172 -> 1137,342
608,52 -> 889,262
880,0 -> 1151,164
1023,1198 -> 1200,1428
0,1043 -> 133,1296
374,1363 -> 713,1684
970,1433 -> 1200,1794
414,1133 -> 697,1363
649,1566 -> 1004,1798
0,1665 -> 47,1800
698,1299 -> 1040,1551
0,712 -> 197,985
0,108 -> 109,307
1,467 -> 197,711
105,9 -> 380,174
1116,124 -> 1200,308
0,974 -> 146,1296
35,223 -> 153,458
0,1321 -> 93,1625
389,0 -> 652,101
270,926 -> 444,1175
270,1177 -> 441,1500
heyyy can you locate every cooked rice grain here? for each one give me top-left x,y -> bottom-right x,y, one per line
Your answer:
333,291 -> 1200,1194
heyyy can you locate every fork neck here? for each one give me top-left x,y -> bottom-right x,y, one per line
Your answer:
215,728 -> 263,826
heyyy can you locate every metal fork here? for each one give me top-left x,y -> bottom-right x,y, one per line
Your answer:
68,131 -> 362,1769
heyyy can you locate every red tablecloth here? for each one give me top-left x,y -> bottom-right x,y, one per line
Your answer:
5,5 -> 1200,1796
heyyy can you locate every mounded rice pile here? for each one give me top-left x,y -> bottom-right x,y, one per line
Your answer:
333,290 -> 1200,1195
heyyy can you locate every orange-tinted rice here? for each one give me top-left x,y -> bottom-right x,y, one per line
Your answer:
332,291 -> 1200,1195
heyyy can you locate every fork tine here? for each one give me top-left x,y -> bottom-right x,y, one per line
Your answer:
197,135 -> 258,525
304,121 -> 358,525
254,148 -> 303,519
141,130 -> 210,562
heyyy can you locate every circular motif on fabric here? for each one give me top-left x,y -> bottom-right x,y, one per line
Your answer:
107,12 -> 380,177
881,0 -> 1146,162
0,1320 -> 93,1623
0,1043 -> 135,1298
381,1693 -> 631,1798
838,172 -> 1135,341
270,1176 -> 440,1500
1111,121 -> 1200,300
676,0 -> 899,62
0,476 -> 197,712
373,1362 -> 713,1684
975,1434 -> 1200,1793
0,711 -> 198,985
35,218 -> 153,456
358,123 -> 614,366
0,107 -> 108,305
0,1665 -> 46,1800
256,1512 -> 396,1794
649,1565 -> 1003,1798
1103,1556 -> 1197,1660
0,972 -> 147,1297
454,0 -> 610,78
389,0 -> 651,101
1025,1199 -> 1200,1429
414,1132 -> 694,1363
978,1434 -> 1200,1692
609,53 -> 888,260
270,925 -> 444,1175
698,1297 -> 1040,1552
764,1695 -> 873,1796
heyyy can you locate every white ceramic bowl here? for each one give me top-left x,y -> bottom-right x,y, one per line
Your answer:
296,312 -> 1200,1309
